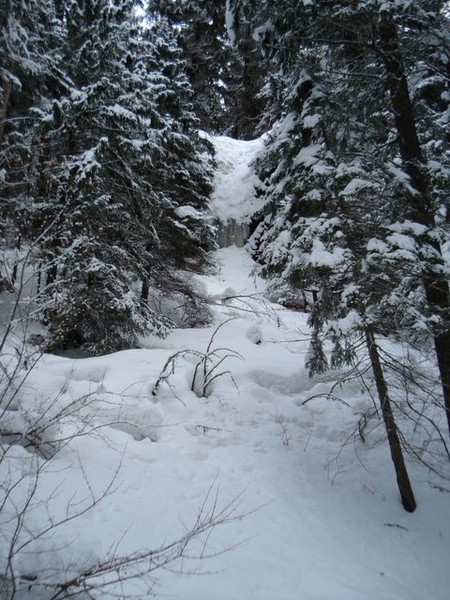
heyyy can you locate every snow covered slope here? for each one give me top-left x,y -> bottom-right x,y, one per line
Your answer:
1,137 -> 449,600
209,134 -> 265,223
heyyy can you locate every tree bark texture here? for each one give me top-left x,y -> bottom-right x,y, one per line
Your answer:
378,18 -> 450,437
365,328 -> 416,512
141,279 -> 149,305
0,78 -> 11,146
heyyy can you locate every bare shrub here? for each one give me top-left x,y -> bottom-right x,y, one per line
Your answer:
153,319 -> 243,399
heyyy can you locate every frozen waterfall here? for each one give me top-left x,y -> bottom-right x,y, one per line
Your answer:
215,219 -> 250,248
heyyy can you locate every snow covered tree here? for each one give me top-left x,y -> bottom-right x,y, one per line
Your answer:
0,0 -> 62,144
229,0 -> 450,509
0,0 -> 64,268
224,1 -> 267,139
2,0 -> 214,354
242,0 -> 450,443
151,0 -> 233,133
152,0 -> 266,138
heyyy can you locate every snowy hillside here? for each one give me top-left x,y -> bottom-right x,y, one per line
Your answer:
1,137 -> 449,600
209,134 -> 265,223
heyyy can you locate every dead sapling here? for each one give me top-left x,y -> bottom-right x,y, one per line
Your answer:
152,319 -> 243,399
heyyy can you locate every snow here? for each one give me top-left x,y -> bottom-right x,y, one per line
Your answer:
341,283 -> 360,305
341,177 -> 375,196
1,136 -> 450,600
308,238 -> 348,267
386,232 -> 416,252
208,134 -> 266,223
225,0 -> 236,45
327,309 -> 361,335
175,205 -> 205,220
388,220 -> 428,236
367,237 -> 388,253
303,114 -> 321,128
293,144 -> 322,167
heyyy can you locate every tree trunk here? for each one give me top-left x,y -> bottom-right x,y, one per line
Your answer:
46,263 -> 57,288
141,279 -> 149,306
11,233 -> 21,286
36,261 -> 43,295
365,328 -> 416,512
0,78 -> 11,145
378,18 -> 450,436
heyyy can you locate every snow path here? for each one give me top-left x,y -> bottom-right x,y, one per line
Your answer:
2,136 -> 449,600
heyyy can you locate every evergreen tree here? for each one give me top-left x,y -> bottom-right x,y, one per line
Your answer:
0,0 -> 63,196
0,0 -> 65,290
225,2 -> 267,139
242,0 -> 450,437
231,0 -> 450,508
152,0 -> 232,133
0,0 -> 62,144
2,0 -> 214,354
153,0 -> 266,138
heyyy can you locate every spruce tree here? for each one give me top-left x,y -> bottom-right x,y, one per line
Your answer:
0,0 -> 64,289
152,0 -> 232,133
231,0 -> 450,508
3,0 -> 214,354
153,0 -> 266,138
0,0 -> 62,144
241,0 -> 450,437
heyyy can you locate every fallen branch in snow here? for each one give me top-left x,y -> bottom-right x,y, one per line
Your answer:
274,414 -> 291,447
210,290 -> 282,326
301,393 -> 351,408
265,336 -> 312,344
384,522 -> 409,531
191,319 -> 243,398
36,484 -> 247,600
152,347 -> 204,402
196,424 -> 232,434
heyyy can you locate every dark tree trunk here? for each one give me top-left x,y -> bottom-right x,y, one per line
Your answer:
36,261 -> 43,295
11,233 -> 21,285
378,18 -> 450,436
0,78 -> 11,145
141,279 -> 149,305
365,329 -> 416,512
46,264 -> 57,288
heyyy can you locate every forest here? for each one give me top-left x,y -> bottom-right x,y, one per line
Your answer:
1,1 -> 450,598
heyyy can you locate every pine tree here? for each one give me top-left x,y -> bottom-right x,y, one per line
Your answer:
151,0 -> 232,133
223,0 -> 267,138
231,0 -> 450,509
0,0 -> 62,144
2,0 -> 214,354
243,0 -> 450,437
0,0 -> 65,290
152,0 -> 266,138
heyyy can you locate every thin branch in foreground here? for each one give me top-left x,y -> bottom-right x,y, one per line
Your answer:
42,484 -> 249,600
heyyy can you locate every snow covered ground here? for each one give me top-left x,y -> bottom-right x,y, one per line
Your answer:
1,137 -> 449,599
